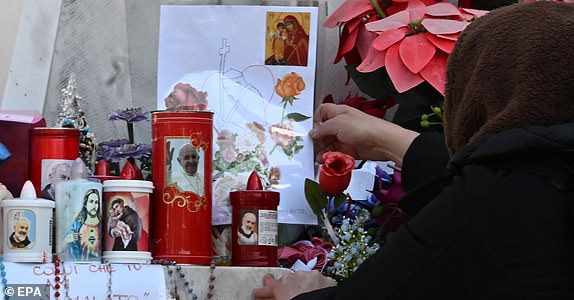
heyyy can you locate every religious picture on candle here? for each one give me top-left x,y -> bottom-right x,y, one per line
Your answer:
40,159 -> 73,200
7,209 -> 35,249
165,138 -> 205,197
237,210 -> 258,245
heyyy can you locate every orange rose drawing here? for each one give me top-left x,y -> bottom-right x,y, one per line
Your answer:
164,82 -> 208,111
275,72 -> 306,104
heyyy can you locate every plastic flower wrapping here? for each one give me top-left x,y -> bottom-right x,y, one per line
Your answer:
296,151 -> 410,281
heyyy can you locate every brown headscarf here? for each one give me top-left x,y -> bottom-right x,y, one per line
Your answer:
443,2 -> 574,155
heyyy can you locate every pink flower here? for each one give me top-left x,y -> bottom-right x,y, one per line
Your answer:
319,151 -> 355,196
359,1 -> 488,94
269,123 -> 296,148
164,82 -> 208,111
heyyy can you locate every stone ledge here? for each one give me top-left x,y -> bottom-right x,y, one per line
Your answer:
163,265 -> 292,300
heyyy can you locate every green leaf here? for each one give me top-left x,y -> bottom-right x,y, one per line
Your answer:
304,178 -> 327,216
333,193 -> 348,210
345,65 -> 396,99
286,112 -> 311,122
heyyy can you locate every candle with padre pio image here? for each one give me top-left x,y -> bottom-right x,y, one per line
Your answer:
1,181 -> 55,263
151,110 -> 214,265
230,171 -> 280,267
54,158 -> 102,263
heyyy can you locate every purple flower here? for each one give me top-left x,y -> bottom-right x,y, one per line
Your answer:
99,139 -> 129,147
108,107 -> 149,123
96,142 -> 151,162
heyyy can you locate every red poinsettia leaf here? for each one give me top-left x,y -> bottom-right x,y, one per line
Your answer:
399,33 -> 435,73
419,52 -> 448,95
340,95 -> 366,109
322,94 -> 335,104
366,10 -> 409,32
461,8 -> 489,19
345,15 -> 363,33
356,23 -> 377,60
386,3 -> 407,16
357,45 -> 387,73
437,32 -> 459,41
324,0 -> 373,28
373,28 -> 405,51
406,0 -> 426,21
341,24 -> 360,57
425,33 -> 456,54
425,2 -> 461,17
422,19 -> 468,35
341,2 -> 376,24
362,107 -> 387,119
385,43 -> 424,93
392,0 -> 409,2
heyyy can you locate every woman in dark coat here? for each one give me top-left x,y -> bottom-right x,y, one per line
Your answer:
254,2 -> 574,299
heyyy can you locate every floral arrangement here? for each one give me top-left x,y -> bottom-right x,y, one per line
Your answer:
323,0 -> 489,129
95,107 -> 152,178
211,71 -> 311,208
297,151 -> 409,281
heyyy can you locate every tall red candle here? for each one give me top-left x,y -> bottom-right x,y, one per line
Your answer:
230,171 -> 280,267
151,110 -> 213,265
29,127 -> 80,200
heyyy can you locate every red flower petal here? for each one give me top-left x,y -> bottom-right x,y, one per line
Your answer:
341,24 -> 360,58
373,28 -> 405,51
356,23 -> 377,60
319,151 -> 355,196
366,10 -> 409,32
419,52 -> 448,95
437,32 -> 459,41
422,19 -> 468,35
461,8 -> 489,19
425,3 -> 461,17
356,46 -> 386,73
425,34 -> 456,54
385,43 -> 424,93
324,0 -> 373,28
399,33 -> 435,73
406,0 -> 426,21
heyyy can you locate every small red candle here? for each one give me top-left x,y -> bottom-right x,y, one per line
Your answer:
230,171 -> 280,267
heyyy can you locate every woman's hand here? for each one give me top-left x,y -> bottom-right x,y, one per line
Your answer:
253,271 -> 337,300
311,103 -> 420,165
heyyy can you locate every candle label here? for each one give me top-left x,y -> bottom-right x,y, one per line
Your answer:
6,209 -> 36,250
236,209 -> 277,246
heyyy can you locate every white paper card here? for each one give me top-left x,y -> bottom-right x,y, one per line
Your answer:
157,5 -> 319,224
4,262 -> 167,299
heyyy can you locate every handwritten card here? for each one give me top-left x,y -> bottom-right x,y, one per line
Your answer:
5,262 -> 166,299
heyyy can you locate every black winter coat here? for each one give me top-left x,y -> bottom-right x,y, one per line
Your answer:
296,124 -> 574,299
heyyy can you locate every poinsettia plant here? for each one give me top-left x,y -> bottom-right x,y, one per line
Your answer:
324,0 -> 489,128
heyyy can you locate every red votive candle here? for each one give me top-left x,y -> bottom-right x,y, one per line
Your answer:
230,171 -> 280,267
